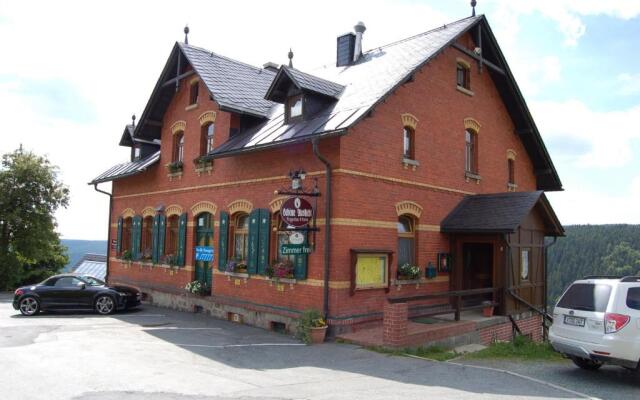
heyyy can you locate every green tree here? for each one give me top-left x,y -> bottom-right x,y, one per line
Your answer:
602,242 -> 640,277
0,147 -> 70,289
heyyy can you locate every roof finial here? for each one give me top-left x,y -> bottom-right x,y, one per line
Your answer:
288,48 -> 294,68
471,0 -> 477,17
131,114 -> 136,127
184,25 -> 190,44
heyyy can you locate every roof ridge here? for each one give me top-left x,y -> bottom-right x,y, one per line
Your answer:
180,42 -> 274,75
365,14 -> 482,54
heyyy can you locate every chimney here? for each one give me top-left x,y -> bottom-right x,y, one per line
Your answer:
263,62 -> 279,73
353,21 -> 366,63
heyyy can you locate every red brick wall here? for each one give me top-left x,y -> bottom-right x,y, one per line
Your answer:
478,314 -> 543,345
108,34 -> 543,325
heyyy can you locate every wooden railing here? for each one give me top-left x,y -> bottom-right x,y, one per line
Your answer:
388,287 -> 500,321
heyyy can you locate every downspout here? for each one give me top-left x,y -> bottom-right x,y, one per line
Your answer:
543,236 -> 558,340
312,138 -> 332,322
93,183 -> 113,283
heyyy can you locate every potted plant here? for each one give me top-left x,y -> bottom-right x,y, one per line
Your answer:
165,161 -> 183,174
235,262 -> 248,273
297,309 -> 327,344
271,259 -> 294,281
397,263 -> 420,280
194,157 -> 212,170
482,300 -> 494,317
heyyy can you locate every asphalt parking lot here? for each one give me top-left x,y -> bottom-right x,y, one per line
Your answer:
0,293 -> 632,400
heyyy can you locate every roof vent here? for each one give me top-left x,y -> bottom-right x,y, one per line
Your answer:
353,21 -> 366,63
263,62 -> 279,73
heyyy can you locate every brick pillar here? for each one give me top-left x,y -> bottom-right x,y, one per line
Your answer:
383,302 -> 408,347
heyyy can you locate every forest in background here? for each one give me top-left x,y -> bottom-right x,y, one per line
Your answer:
547,224 -> 640,304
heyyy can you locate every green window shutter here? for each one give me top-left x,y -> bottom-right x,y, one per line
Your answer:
247,209 -> 260,274
257,209 -> 271,275
132,216 -> 142,260
218,211 -> 229,271
116,217 -> 123,255
177,212 -> 187,266
293,232 -> 308,280
157,214 -> 166,261
151,214 -> 159,263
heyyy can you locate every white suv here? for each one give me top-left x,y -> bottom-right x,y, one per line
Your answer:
549,276 -> 640,370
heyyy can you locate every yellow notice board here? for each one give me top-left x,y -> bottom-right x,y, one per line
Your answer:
355,254 -> 388,289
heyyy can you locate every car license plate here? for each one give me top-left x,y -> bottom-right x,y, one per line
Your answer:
564,315 -> 586,327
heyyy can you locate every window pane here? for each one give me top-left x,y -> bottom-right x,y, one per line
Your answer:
626,288 -> 640,310
403,128 -> 411,158
557,283 -> 612,312
206,124 -> 215,153
521,249 -> 530,280
236,215 -> 248,229
397,217 -> 412,233
290,97 -> 302,117
398,237 -> 414,266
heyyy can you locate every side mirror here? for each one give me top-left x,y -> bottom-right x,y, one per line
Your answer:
77,282 -> 86,290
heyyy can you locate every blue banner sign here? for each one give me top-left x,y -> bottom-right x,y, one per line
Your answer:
195,246 -> 214,262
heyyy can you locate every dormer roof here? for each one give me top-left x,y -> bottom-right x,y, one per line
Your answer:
264,66 -> 345,103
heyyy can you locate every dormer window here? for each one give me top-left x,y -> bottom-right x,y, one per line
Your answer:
133,146 -> 141,161
286,94 -> 303,123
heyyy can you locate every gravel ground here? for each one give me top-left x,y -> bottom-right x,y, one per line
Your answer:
455,358 -> 640,400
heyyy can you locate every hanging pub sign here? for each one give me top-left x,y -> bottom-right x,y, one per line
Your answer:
195,246 -> 214,262
280,196 -> 314,228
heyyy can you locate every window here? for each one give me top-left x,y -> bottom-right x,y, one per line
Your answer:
121,217 -> 132,255
397,216 -> 415,267
520,248 -> 530,281
165,215 -> 180,257
189,81 -> 199,105
403,127 -> 415,159
173,132 -> 184,163
457,62 -> 470,89
465,129 -> 478,174
133,146 -> 141,161
141,216 -> 154,259
232,213 -> 249,262
286,95 -> 303,122
508,158 -> 515,185
54,277 -> 83,287
557,283 -> 612,312
626,288 -> 640,310
201,123 -> 215,155
274,214 -> 296,263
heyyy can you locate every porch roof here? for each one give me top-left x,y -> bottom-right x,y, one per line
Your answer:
441,191 -> 564,236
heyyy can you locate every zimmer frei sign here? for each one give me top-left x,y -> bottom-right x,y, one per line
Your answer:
280,196 -> 314,255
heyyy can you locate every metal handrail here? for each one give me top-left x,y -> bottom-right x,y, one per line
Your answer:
388,287 -> 499,321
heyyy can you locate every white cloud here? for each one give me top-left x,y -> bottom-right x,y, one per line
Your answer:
530,100 -> 640,168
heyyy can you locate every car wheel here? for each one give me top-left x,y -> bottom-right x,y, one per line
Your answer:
571,356 -> 603,370
19,296 -> 40,316
95,295 -> 115,315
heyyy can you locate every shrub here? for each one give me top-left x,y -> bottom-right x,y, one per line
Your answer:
296,309 -> 326,344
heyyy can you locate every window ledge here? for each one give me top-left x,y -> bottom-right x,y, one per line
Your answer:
185,103 -> 198,111
224,271 -> 249,279
456,86 -> 474,96
507,183 -> 518,192
393,278 -> 422,285
167,171 -> 183,181
402,157 -> 420,171
465,171 -> 482,183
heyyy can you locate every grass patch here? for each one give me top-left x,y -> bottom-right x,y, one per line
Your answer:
464,335 -> 563,361
366,345 -> 457,361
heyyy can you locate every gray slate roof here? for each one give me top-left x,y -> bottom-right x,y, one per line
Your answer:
90,150 -> 160,184
72,253 -> 107,281
282,66 -> 345,98
441,191 -> 563,236
180,43 -> 278,117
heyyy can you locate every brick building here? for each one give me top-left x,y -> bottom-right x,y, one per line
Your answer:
91,15 -> 564,339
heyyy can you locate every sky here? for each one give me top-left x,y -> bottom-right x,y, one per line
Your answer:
0,0 -> 639,240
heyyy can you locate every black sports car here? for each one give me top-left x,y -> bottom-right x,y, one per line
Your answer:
13,274 -> 141,316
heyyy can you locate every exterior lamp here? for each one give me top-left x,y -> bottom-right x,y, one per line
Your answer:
289,169 -> 307,190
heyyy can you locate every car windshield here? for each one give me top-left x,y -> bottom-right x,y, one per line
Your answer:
556,283 -> 612,312
81,276 -> 105,286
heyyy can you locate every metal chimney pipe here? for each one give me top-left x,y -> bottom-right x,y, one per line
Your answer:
353,21 -> 366,63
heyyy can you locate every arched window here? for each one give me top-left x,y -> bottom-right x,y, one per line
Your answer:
201,123 -> 215,155
397,215 -> 415,267
189,81 -> 199,105
465,129 -> 478,174
173,132 -> 184,163
232,213 -> 249,262
141,216 -> 154,259
508,158 -> 515,185
457,61 -> 470,90
121,217 -> 133,255
403,126 -> 415,160
165,215 -> 180,258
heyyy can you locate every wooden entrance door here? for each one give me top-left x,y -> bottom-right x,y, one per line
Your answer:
195,213 -> 213,292
462,242 -> 493,304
